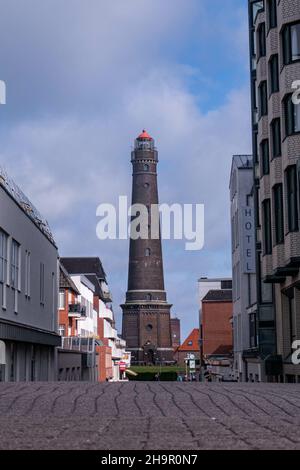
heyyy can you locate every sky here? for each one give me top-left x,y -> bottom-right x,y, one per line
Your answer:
0,0 -> 252,340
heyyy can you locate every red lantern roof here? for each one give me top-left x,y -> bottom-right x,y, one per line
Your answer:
137,129 -> 152,140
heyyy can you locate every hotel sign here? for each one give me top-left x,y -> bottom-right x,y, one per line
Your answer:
241,206 -> 255,274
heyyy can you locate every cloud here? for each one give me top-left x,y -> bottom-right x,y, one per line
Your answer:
0,0 -> 251,339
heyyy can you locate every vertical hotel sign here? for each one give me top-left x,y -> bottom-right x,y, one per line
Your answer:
241,205 -> 255,273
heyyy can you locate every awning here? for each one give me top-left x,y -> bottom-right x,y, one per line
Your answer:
0,320 -> 61,347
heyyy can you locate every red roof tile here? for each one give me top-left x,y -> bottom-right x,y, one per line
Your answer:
177,328 -> 200,352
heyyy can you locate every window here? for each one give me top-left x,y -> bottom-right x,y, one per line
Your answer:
283,22 -> 300,64
269,54 -> 279,94
59,290 -> 65,309
257,23 -> 266,59
259,81 -> 268,117
187,341 -> 193,346
271,118 -> 281,157
249,313 -> 258,348
253,131 -> 258,164
252,1 -> 264,25
25,251 -> 31,298
11,240 -> 20,290
267,0 -> 277,29
286,165 -> 299,232
260,139 -> 270,175
40,262 -> 45,304
273,184 -> 284,245
262,199 -> 272,255
145,248 -> 151,257
143,163 -> 149,172
0,230 -> 8,310
284,94 -> 300,135
58,324 -> 65,336
0,230 -> 8,284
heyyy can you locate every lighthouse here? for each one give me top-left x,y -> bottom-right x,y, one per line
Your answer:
121,130 -> 173,365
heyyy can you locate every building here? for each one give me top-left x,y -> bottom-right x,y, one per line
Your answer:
57,263 -> 100,381
175,328 -> 200,367
61,257 -> 127,381
202,289 -> 233,359
121,130 -> 173,365
0,166 -> 60,382
170,317 -> 181,351
198,277 -> 232,325
230,155 -> 261,382
58,263 -> 84,338
248,0 -> 300,382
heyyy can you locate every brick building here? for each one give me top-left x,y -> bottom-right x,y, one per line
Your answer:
170,317 -> 181,351
175,329 -> 200,366
248,0 -> 300,381
121,131 -> 173,365
202,290 -> 233,358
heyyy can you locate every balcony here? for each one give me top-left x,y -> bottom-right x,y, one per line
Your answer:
68,303 -> 87,318
99,307 -> 114,322
61,336 -> 102,353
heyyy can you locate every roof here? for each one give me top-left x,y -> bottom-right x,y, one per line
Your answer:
198,277 -> 232,283
59,262 -> 80,295
202,289 -> 232,302
60,257 -> 111,302
229,154 -> 253,191
137,129 -> 152,140
0,166 -> 56,246
60,257 -> 107,280
177,328 -> 200,352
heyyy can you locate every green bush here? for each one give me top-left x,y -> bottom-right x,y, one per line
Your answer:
128,371 -> 178,381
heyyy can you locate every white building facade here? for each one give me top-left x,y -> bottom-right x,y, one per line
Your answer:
230,155 -> 262,382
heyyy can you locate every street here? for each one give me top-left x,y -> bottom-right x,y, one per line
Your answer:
0,382 -> 300,450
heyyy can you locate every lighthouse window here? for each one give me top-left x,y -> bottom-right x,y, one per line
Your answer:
144,164 -> 149,172
144,183 -> 149,188
145,248 -> 151,257
146,323 -> 153,331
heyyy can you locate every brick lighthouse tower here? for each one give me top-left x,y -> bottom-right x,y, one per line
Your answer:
121,130 -> 173,365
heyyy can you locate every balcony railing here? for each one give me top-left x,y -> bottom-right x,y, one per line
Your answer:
68,303 -> 87,318
61,336 -> 102,353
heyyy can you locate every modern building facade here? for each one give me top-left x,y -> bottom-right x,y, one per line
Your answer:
121,131 -> 173,365
248,0 -> 300,382
230,155 -> 261,381
61,257 -> 127,381
0,166 -> 60,382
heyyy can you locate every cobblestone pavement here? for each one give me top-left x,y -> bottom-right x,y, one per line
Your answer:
1,382 -> 300,450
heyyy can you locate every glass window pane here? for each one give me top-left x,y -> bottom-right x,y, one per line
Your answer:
291,24 -> 300,61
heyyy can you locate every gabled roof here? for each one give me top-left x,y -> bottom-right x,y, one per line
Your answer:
59,263 -> 80,295
177,328 -> 200,352
202,289 -> 232,302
